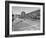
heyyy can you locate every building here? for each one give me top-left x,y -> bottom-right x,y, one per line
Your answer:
18,9 -> 40,20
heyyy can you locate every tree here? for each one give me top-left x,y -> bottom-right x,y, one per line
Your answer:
12,14 -> 14,22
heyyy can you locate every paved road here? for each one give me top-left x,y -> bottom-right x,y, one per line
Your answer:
12,18 -> 40,31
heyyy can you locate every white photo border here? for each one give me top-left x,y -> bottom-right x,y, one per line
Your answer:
9,3 -> 43,35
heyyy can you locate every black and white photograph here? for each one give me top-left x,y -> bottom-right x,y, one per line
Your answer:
12,6 -> 40,31
5,1 -> 45,37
